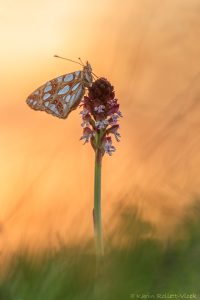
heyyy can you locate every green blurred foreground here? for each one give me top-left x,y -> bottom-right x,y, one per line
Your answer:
0,203 -> 200,300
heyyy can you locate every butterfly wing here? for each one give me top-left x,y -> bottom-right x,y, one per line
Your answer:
26,70 -> 85,119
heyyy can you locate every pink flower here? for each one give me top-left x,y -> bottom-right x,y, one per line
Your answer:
102,137 -> 116,156
79,78 -> 122,156
80,127 -> 94,144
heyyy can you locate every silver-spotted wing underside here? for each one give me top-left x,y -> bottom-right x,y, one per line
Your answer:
26,70 -> 85,119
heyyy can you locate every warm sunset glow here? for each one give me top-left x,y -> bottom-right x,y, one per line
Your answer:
1,0 -> 200,251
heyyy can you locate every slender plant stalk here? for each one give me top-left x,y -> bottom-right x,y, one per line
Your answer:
93,134 -> 104,257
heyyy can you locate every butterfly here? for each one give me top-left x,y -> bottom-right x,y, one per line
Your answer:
26,55 -> 96,119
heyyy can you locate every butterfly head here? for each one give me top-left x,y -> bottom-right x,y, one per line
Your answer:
83,61 -> 93,87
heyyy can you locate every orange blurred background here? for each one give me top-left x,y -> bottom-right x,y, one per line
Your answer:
1,0 -> 200,251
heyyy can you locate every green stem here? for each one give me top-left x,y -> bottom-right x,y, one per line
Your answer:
93,135 -> 104,257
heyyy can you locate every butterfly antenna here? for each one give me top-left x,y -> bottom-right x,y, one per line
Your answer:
54,55 -> 83,66
78,57 -> 85,65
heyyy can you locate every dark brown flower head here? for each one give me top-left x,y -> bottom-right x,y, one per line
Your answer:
88,78 -> 115,102
80,77 -> 122,156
